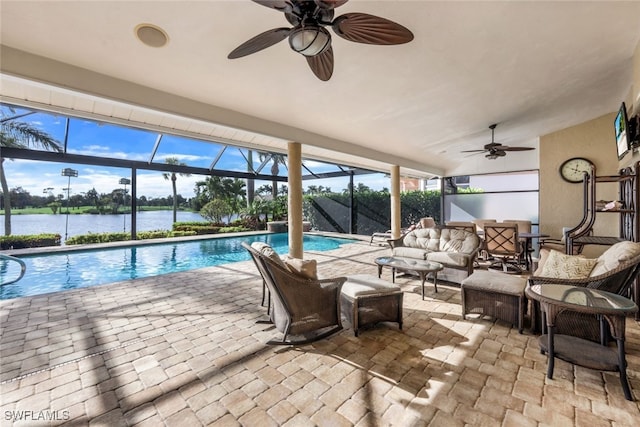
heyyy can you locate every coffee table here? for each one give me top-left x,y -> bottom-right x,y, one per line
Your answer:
374,256 -> 444,299
526,284 -> 638,401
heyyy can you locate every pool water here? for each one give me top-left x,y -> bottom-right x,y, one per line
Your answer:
0,233 -> 355,300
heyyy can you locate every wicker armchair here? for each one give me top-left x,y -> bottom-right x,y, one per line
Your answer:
242,242 -> 346,345
529,250 -> 640,342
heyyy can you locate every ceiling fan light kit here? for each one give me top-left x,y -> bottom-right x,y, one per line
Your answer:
289,25 -> 331,56
228,0 -> 414,81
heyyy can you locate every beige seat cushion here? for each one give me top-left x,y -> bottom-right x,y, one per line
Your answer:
461,270 -> 526,296
426,251 -> 468,268
342,274 -> 401,298
392,247 -> 429,260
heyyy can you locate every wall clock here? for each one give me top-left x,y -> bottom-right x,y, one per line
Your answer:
559,157 -> 594,183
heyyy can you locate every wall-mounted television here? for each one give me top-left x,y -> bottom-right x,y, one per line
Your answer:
614,102 -> 630,160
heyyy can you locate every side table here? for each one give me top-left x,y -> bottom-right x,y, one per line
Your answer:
526,284 -> 638,401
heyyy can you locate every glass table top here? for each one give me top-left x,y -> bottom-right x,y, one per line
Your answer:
528,284 -> 637,312
374,256 -> 443,271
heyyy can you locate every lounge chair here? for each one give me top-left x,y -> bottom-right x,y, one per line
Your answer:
242,242 -> 346,345
529,241 -> 640,342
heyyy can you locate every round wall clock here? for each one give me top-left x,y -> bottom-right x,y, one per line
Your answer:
559,157 -> 594,183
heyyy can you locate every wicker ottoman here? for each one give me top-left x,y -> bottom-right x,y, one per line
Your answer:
461,270 -> 527,333
341,274 -> 403,337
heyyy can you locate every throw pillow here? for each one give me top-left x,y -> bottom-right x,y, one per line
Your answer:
282,256 -> 318,280
538,250 -> 596,279
533,248 -> 551,276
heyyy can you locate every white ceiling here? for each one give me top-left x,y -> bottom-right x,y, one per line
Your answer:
1,0 -> 640,178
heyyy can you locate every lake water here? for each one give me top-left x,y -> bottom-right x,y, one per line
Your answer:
1,210 -> 205,242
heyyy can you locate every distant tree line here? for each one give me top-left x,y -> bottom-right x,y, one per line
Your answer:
0,186 -> 188,214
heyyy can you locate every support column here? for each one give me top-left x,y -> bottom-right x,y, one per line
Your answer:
288,142 -> 303,258
131,168 -> 137,240
390,165 -> 401,239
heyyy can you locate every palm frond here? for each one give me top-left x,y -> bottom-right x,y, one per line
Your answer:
0,121 -> 63,152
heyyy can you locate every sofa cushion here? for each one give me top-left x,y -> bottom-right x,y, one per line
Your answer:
392,247 -> 428,260
438,228 -> 479,254
590,241 -> 640,276
426,251 -> 469,268
539,250 -> 596,279
401,228 -> 440,251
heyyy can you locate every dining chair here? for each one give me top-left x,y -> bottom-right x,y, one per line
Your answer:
445,221 -> 476,234
504,219 -> 533,266
483,223 -> 523,273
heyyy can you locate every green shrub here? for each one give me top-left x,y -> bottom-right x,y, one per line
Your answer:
218,226 -> 251,233
65,232 -> 130,245
0,233 -> 61,249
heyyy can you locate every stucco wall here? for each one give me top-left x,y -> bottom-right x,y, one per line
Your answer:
539,114 -> 620,257
539,38 -> 640,257
634,37 -> 640,110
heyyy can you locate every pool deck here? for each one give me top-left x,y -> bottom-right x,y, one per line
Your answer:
1,239 -> 640,426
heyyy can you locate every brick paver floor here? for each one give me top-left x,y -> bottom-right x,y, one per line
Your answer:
1,239 -> 639,426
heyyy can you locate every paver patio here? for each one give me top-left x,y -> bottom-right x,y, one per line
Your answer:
1,240 -> 639,426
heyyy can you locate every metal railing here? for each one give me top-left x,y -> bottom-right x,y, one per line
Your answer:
0,254 -> 27,286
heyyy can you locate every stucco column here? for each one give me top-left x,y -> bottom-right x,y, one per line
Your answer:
390,165 -> 401,239
288,141 -> 303,258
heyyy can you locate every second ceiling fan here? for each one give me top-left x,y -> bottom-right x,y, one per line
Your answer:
228,0 -> 414,81
461,124 -> 535,160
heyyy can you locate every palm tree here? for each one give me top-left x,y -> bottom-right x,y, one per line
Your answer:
162,157 -> 190,224
1,115 -> 62,235
258,152 -> 287,199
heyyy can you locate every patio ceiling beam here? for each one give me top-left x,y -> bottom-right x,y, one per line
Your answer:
0,147 -> 289,182
301,169 -> 372,180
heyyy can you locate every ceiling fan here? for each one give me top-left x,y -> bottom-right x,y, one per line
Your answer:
227,0 -> 414,81
461,124 -> 535,160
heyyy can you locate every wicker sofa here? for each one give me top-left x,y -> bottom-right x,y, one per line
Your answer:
387,227 -> 481,284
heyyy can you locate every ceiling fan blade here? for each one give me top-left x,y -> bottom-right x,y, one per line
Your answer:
460,149 -> 488,153
306,46 -> 334,81
314,0 -> 349,10
228,28 -> 291,59
501,146 -> 535,151
251,0 -> 292,12
332,13 -> 414,45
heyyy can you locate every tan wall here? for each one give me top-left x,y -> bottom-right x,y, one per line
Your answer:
540,114 -> 620,257
539,38 -> 640,257
621,38 -> 640,168
634,38 -> 640,110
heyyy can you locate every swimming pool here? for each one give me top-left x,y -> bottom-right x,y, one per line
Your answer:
0,233 -> 356,300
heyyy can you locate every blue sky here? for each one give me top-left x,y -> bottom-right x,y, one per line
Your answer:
2,105 -> 389,199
